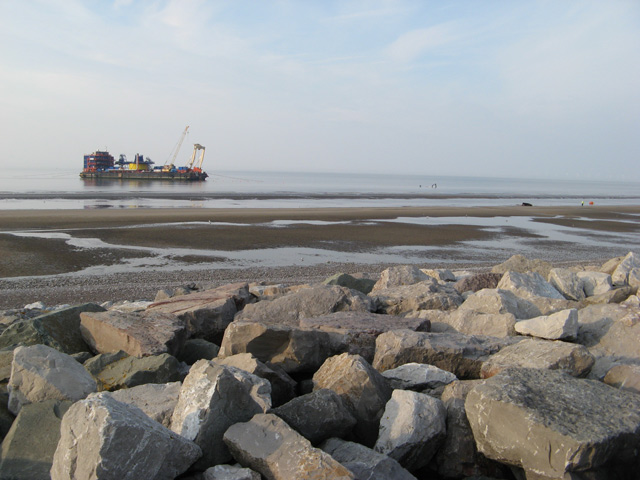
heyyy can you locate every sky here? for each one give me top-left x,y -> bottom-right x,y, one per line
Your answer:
1,0 -> 639,181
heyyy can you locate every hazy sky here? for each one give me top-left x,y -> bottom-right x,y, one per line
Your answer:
1,1 -> 639,180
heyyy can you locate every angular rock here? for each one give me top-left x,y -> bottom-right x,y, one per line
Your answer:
575,303 -> 628,348
497,270 -> 564,300
323,272 -> 376,294
177,337 -> 220,365
321,437 -> 417,480
381,362 -> 457,391
453,272 -> 503,293
147,284 -> 246,343
579,285 -> 636,306
491,254 -> 552,278
106,381 -> 181,428
0,303 -> 104,354
514,308 -> 579,340
7,344 -> 97,414
465,368 -> 640,479
271,388 -> 357,444
612,252 -> 640,285
629,268 -> 640,289
421,268 -> 456,282
373,330 -> 517,379
374,389 -> 447,471
372,265 -> 431,292
51,393 -> 201,480
154,285 -> 194,302
0,399 -> 71,480
370,281 -> 463,316
441,309 -> 517,337
235,284 -> 373,326
582,305 -> 640,360
223,413 -> 355,480
459,288 -> 555,320
604,364 -> 640,394
80,310 -> 187,358
313,353 -> 392,446
548,268 -> 586,301
203,464 -> 261,480
601,255 -> 625,275
170,360 -> 271,469
88,352 -> 182,391
0,350 -> 13,384
576,271 -> 613,297
481,338 -> 594,378
213,352 -> 296,407
299,311 -> 431,364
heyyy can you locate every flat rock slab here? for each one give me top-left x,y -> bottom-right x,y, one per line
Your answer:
514,308 -> 578,340
106,381 -> 181,428
223,413 -> 355,480
480,338 -> 594,379
381,362 -> 457,391
80,310 -> 187,357
465,368 -> 640,478
51,392 -> 201,480
372,330 -> 518,379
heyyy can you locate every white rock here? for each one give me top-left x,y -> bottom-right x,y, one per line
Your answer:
8,344 -> 97,415
514,308 -> 579,340
381,363 -> 457,390
497,271 -> 564,300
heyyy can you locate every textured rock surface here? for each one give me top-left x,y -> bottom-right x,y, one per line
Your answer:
177,337 -> 220,365
374,389 -> 447,471
0,399 -> 71,480
223,413 -> 355,480
480,338 -> 594,378
170,360 -> 271,469
323,272 -> 376,294
270,388 -> 357,444
491,254 -> 552,278
51,393 -> 201,480
604,364 -> 640,394
321,437 -> 417,480
514,308 -> 578,340
373,330 -> 517,379
88,352 -> 182,391
612,252 -> 640,285
576,271 -> 613,297
235,284 -> 373,326
497,270 -> 564,300
465,368 -> 640,479
381,362 -> 457,391
313,353 -> 392,446
80,310 -> 187,357
548,268 -> 586,301
459,288 -> 545,319
370,281 -> 463,316
440,309 -> 517,337
203,464 -> 261,480
372,265 -> 431,291
106,381 -> 181,427
8,344 -> 96,414
453,272 -> 503,293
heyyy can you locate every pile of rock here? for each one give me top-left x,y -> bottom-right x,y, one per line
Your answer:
1,252 -> 640,479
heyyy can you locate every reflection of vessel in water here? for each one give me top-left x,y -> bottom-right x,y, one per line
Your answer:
80,127 -> 208,181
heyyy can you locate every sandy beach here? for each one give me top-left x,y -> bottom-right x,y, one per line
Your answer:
0,204 -> 639,309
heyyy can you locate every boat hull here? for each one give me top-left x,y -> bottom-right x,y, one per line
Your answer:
80,170 -> 208,181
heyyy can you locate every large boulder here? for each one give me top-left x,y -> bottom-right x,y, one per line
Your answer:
235,284 -> 374,326
612,252 -> 640,286
458,288 -> 562,320
223,413 -> 355,480
576,271 -> 613,297
548,268 -> 586,301
85,351 -> 182,391
0,399 -> 71,480
577,304 -> 640,360
480,338 -> 594,378
497,270 -> 564,300
147,283 -> 248,343
51,393 -> 201,480
373,330 -> 517,379
381,362 -> 457,391
105,381 -> 181,428
372,265 -> 431,292
370,282 -> 463,316
80,310 -> 187,358
0,303 -> 104,354
453,272 -> 503,294
491,254 -> 552,278
170,360 -> 271,469
7,344 -> 97,414
374,389 -> 447,471
213,353 -> 297,407
313,353 -> 392,446
323,272 -> 376,294
177,337 -> 220,365
270,388 -> 357,444
321,437 -> 417,480
514,308 -> 579,340
465,368 -> 640,479
438,309 -> 517,337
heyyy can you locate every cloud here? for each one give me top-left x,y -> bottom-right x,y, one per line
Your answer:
384,23 -> 457,63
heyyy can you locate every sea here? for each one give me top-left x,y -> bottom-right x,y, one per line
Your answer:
0,169 -> 639,210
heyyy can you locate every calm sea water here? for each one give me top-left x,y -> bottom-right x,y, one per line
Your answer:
0,169 -> 638,209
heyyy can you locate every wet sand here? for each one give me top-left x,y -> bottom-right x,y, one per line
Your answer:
0,205 -> 639,309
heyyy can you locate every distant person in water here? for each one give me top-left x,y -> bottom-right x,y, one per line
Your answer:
432,183 -> 437,188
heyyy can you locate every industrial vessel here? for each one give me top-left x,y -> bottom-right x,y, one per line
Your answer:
80,127 -> 208,181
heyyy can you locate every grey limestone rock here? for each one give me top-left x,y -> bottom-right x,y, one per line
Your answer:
491,254 -> 552,278
170,360 -> 271,469
105,381 -> 181,427
313,352 -> 392,447
441,309 -> 517,337
381,362 -> 457,391
8,344 -> 97,415
612,251 -> 640,286
372,265 -> 431,292
203,464 -> 261,480
323,272 -> 376,294
51,393 -> 201,480
548,268 -> 586,301
453,272 -> 503,294
514,308 -> 579,340
497,270 -> 564,300
88,352 -> 182,391
321,437 -> 417,480
576,271 -> 613,297
465,368 -> 640,479
370,281 -> 463,316
223,413 -> 355,480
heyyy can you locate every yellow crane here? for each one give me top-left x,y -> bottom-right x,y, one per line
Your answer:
186,143 -> 206,172
163,126 -> 189,172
